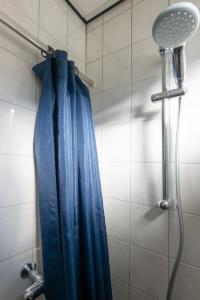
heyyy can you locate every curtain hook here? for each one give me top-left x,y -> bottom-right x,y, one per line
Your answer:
47,46 -> 55,57
41,46 -> 55,58
41,49 -> 47,58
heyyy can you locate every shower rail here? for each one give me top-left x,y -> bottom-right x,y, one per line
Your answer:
0,11 -> 94,88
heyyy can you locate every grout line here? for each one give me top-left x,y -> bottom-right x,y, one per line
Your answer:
102,160 -> 162,163
110,274 -> 129,285
89,44 -> 131,64
9,0 -> 39,26
103,6 -> 132,25
132,34 -> 153,46
101,121 -> 131,127
129,3 -> 133,297
0,201 -> 35,209
169,257 -> 200,271
131,244 -> 169,260
111,275 -> 130,290
167,10 -> 170,285
0,153 -> 34,158
104,196 -> 131,204
0,97 -> 37,113
104,197 -> 131,204
105,196 -> 200,218
0,248 -> 33,265
169,208 -> 200,218
108,234 -> 177,267
0,43 -> 37,66
132,161 -> 161,164
132,0 -> 145,8
133,287 -> 159,300
111,275 -> 129,286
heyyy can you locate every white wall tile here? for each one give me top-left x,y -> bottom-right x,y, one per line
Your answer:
87,16 -> 103,32
103,47 -> 131,90
91,93 -> 102,125
0,250 -> 32,300
102,85 -> 131,125
55,0 -> 69,12
169,163 -> 200,215
104,0 -> 131,22
86,59 -> 102,94
180,164 -> 200,215
0,47 -> 37,110
104,198 -> 130,242
68,14 -> 86,63
39,0 -> 68,47
181,64 -> 200,116
132,0 -> 167,43
132,37 -> 160,82
108,237 -> 130,283
169,211 -> 200,268
39,28 -> 67,55
170,108 -> 200,163
68,52 -> 86,74
130,246 -> 168,299
103,10 -> 131,56
101,162 -> 130,201
132,77 -> 161,121
131,163 -> 162,206
182,24 -> 200,67
131,204 -> 168,256
0,155 -> 35,207
0,0 -> 38,64
102,123 -> 131,162
0,101 -> 36,156
9,0 -> 39,23
0,204 -> 33,261
112,278 -> 129,300
131,119 -> 162,162
169,259 -> 200,300
87,26 -> 102,63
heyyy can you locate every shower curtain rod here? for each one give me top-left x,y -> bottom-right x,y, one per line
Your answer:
0,11 -> 94,88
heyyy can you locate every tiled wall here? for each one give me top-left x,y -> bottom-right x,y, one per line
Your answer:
0,1 -> 86,299
86,0 -> 200,299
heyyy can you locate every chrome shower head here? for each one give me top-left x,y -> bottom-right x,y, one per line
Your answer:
152,2 -> 200,48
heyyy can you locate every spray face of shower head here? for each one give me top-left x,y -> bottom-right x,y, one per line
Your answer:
152,2 -> 200,48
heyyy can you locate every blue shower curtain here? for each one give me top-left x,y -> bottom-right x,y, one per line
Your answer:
33,50 -> 112,300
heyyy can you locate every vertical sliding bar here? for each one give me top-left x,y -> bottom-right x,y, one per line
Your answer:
158,48 -> 170,209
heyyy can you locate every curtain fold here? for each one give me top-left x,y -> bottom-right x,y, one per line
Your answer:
33,50 -> 112,300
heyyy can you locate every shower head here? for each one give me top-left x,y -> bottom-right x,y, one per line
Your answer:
152,2 -> 200,49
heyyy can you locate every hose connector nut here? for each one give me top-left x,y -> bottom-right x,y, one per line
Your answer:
158,199 -> 172,210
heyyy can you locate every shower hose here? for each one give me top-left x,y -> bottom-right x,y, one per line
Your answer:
166,96 -> 184,300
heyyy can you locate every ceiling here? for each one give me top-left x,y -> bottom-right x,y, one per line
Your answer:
67,0 -> 122,21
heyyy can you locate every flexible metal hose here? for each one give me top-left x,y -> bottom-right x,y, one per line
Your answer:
166,96 -> 184,300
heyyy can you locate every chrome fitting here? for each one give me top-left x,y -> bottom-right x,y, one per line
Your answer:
158,199 -> 172,210
20,261 -> 44,300
151,88 -> 187,102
